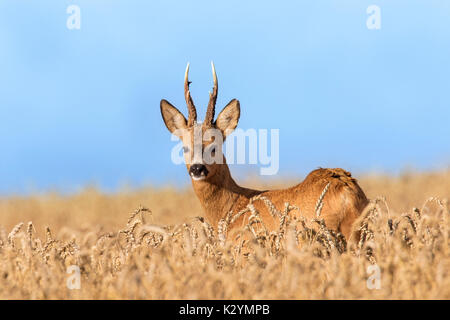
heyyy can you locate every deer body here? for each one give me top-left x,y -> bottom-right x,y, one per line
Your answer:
191,165 -> 367,240
161,63 -> 368,241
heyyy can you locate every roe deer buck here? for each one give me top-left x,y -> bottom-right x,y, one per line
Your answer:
160,62 -> 369,242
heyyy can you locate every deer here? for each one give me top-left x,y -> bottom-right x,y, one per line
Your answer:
160,62 -> 369,243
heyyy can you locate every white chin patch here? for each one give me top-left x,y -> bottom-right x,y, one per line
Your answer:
191,174 -> 206,181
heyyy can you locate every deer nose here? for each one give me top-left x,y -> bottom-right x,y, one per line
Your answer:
189,164 -> 208,179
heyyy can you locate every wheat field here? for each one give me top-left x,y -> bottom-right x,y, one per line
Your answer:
0,170 -> 449,299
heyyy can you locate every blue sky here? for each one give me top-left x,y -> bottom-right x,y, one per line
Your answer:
0,1 -> 449,194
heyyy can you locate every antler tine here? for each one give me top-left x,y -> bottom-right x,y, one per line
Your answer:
184,62 -> 197,126
204,61 -> 218,126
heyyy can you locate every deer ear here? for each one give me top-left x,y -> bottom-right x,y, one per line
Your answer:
160,99 -> 187,137
215,99 -> 240,137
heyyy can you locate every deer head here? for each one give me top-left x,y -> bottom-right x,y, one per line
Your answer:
160,62 -> 240,182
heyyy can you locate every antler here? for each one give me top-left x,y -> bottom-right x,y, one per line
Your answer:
204,61 -> 218,126
184,63 -> 197,126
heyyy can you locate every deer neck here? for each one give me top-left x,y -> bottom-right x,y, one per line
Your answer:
191,164 -> 259,227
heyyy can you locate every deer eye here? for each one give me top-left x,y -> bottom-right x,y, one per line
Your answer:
183,146 -> 190,153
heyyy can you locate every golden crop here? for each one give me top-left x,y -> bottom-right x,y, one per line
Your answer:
0,170 -> 449,299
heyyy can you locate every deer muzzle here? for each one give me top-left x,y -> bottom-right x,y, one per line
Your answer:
189,164 -> 209,181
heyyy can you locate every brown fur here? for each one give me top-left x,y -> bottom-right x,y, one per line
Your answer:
160,64 -> 369,242
191,165 -> 368,241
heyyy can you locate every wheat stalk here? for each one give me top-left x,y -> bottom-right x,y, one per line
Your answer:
315,182 -> 330,218
8,222 -> 24,247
